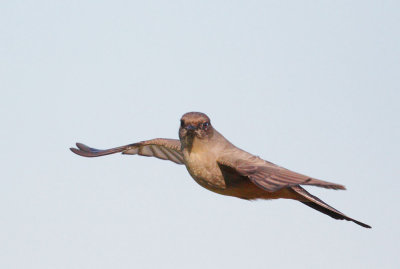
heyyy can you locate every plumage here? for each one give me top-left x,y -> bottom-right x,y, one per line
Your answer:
70,112 -> 371,228
218,154 -> 346,192
71,138 -> 184,164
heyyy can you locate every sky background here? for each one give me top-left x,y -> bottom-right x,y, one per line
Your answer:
1,1 -> 399,268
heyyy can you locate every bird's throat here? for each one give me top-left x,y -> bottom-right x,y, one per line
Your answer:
182,133 -> 195,154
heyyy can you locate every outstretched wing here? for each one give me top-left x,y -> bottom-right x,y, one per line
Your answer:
218,153 -> 345,192
70,138 -> 184,165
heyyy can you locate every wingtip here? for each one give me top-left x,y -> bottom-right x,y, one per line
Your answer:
70,147 -> 80,155
305,178 -> 347,191
70,144 -> 90,157
76,142 -> 88,151
337,185 -> 346,190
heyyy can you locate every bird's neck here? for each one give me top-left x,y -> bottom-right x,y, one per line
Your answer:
181,128 -> 231,156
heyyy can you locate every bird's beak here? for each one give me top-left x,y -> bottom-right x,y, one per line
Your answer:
185,125 -> 196,132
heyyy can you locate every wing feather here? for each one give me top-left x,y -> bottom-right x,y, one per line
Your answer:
70,138 -> 184,165
219,154 -> 345,192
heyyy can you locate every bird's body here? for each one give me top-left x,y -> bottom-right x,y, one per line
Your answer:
182,129 -> 298,200
183,128 -> 230,191
71,112 -> 371,228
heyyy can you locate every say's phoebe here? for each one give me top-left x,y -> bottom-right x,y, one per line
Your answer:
71,112 -> 371,228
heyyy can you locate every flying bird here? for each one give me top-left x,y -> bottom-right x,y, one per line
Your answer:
70,112 -> 371,228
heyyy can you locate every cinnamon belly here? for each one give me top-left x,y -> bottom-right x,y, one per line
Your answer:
198,179 -> 301,201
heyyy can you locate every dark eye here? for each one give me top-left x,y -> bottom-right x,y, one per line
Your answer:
202,122 -> 209,129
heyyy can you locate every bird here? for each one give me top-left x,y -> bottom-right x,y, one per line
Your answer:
70,112 -> 371,228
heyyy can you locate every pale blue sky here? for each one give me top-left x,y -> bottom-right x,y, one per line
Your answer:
1,1 -> 399,268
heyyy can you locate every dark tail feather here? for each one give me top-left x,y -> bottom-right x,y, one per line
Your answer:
300,201 -> 371,228
291,186 -> 371,229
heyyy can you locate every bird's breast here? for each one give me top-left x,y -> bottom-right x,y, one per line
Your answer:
183,151 -> 226,190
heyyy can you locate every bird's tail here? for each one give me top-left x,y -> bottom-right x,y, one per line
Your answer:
291,186 -> 371,228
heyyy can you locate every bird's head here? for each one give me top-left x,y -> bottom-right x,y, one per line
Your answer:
179,112 -> 213,142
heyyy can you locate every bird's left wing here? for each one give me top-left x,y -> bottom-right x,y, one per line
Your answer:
218,153 -> 345,192
70,138 -> 184,164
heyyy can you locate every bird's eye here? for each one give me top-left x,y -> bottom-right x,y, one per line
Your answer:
202,122 -> 209,129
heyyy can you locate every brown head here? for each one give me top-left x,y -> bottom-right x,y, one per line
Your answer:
179,112 -> 213,145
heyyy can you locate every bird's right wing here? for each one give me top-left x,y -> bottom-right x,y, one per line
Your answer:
218,153 -> 345,192
70,138 -> 184,165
